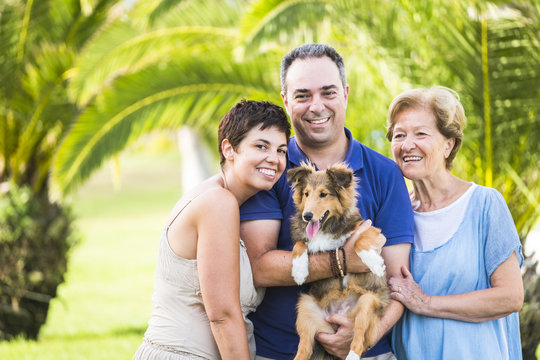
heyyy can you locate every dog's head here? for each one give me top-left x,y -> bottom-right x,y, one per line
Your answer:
287,162 -> 358,239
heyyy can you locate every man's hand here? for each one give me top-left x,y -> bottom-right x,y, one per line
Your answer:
315,314 -> 353,359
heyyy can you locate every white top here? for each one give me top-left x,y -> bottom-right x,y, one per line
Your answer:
413,183 -> 477,251
134,197 -> 263,360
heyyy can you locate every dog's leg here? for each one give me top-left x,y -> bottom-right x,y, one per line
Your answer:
354,226 -> 386,277
295,294 -> 334,360
345,292 -> 383,360
292,242 -> 309,285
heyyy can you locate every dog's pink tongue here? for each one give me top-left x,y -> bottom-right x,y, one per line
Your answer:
306,220 -> 320,238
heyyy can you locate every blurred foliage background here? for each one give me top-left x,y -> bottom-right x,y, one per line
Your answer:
0,0 -> 539,358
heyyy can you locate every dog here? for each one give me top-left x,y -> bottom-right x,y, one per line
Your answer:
287,162 -> 391,360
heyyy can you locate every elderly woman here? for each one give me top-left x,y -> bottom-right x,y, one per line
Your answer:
385,86 -> 524,359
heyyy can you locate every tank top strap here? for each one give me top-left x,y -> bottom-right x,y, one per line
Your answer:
165,195 -> 198,231
165,185 -> 224,231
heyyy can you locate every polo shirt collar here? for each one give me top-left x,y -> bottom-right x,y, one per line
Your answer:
288,127 -> 364,171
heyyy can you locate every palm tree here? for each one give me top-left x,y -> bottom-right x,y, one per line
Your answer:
397,0 -> 540,240
0,0 -> 118,340
53,0 -> 283,195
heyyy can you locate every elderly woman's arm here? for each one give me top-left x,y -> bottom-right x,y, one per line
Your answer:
388,252 -> 523,322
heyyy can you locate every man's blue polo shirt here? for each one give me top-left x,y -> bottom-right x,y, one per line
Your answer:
240,128 -> 414,359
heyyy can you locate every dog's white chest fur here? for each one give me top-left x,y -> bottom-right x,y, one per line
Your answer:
306,232 -> 350,252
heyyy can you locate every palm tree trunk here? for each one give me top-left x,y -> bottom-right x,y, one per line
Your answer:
176,126 -> 215,193
481,17 -> 493,188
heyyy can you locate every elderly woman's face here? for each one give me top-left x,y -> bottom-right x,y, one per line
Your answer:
390,108 -> 454,180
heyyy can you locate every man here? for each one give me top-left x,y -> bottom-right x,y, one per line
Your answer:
240,43 -> 414,360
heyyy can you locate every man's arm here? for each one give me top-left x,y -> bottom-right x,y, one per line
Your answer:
369,243 -> 409,343
240,219 -> 291,287
240,219 -> 374,288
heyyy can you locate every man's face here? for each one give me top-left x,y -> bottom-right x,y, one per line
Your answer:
281,56 -> 349,150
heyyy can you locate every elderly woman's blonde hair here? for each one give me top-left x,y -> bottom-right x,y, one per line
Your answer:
386,86 -> 467,170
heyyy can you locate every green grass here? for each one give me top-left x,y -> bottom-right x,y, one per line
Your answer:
0,145 -> 183,360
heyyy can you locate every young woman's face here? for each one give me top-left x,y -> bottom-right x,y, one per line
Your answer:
232,125 -> 288,191
390,108 -> 454,181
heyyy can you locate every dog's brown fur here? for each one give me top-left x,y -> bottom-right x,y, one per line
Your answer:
287,162 -> 391,360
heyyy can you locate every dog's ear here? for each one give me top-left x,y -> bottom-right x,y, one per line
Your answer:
287,166 -> 312,189
287,163 -> 315,189
326,164 -> 353,189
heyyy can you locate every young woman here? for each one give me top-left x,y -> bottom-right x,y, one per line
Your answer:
133,100 -> 290,360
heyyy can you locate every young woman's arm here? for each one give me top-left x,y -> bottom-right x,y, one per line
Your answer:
196,188 -> 251,360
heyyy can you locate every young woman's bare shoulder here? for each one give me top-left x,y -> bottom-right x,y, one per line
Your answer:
193,187 -> 239,216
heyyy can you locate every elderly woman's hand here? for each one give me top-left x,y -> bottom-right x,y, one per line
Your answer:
388,266 -> 431,315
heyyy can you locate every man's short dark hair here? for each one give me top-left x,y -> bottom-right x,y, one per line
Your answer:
218,99 -> 291,166
280,43 -> 347,94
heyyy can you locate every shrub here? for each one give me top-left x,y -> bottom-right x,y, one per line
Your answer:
0,185 -> 78,340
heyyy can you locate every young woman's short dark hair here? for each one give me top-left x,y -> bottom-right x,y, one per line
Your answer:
218,99 -> 291,166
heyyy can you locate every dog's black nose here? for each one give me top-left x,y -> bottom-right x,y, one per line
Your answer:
303,212 -> 313,222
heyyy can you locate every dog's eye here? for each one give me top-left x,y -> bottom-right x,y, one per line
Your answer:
320,192 -> 327,198
304,191 -> 309,197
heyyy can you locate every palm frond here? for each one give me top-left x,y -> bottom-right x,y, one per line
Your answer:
0,2 -> 24,99
68,21 -> 237,106
147,0 -> 247,28
238,0 -> 336,55
148,0 -> 186,24
11,42 -> 75,187
428,1 -> 540,236
155,0 -> 246,29
53,55 -> 280,194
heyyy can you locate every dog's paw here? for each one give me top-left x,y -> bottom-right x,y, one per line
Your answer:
291,250 -> 309,285
345,350 -> 360,360
358,247 -> 386,277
